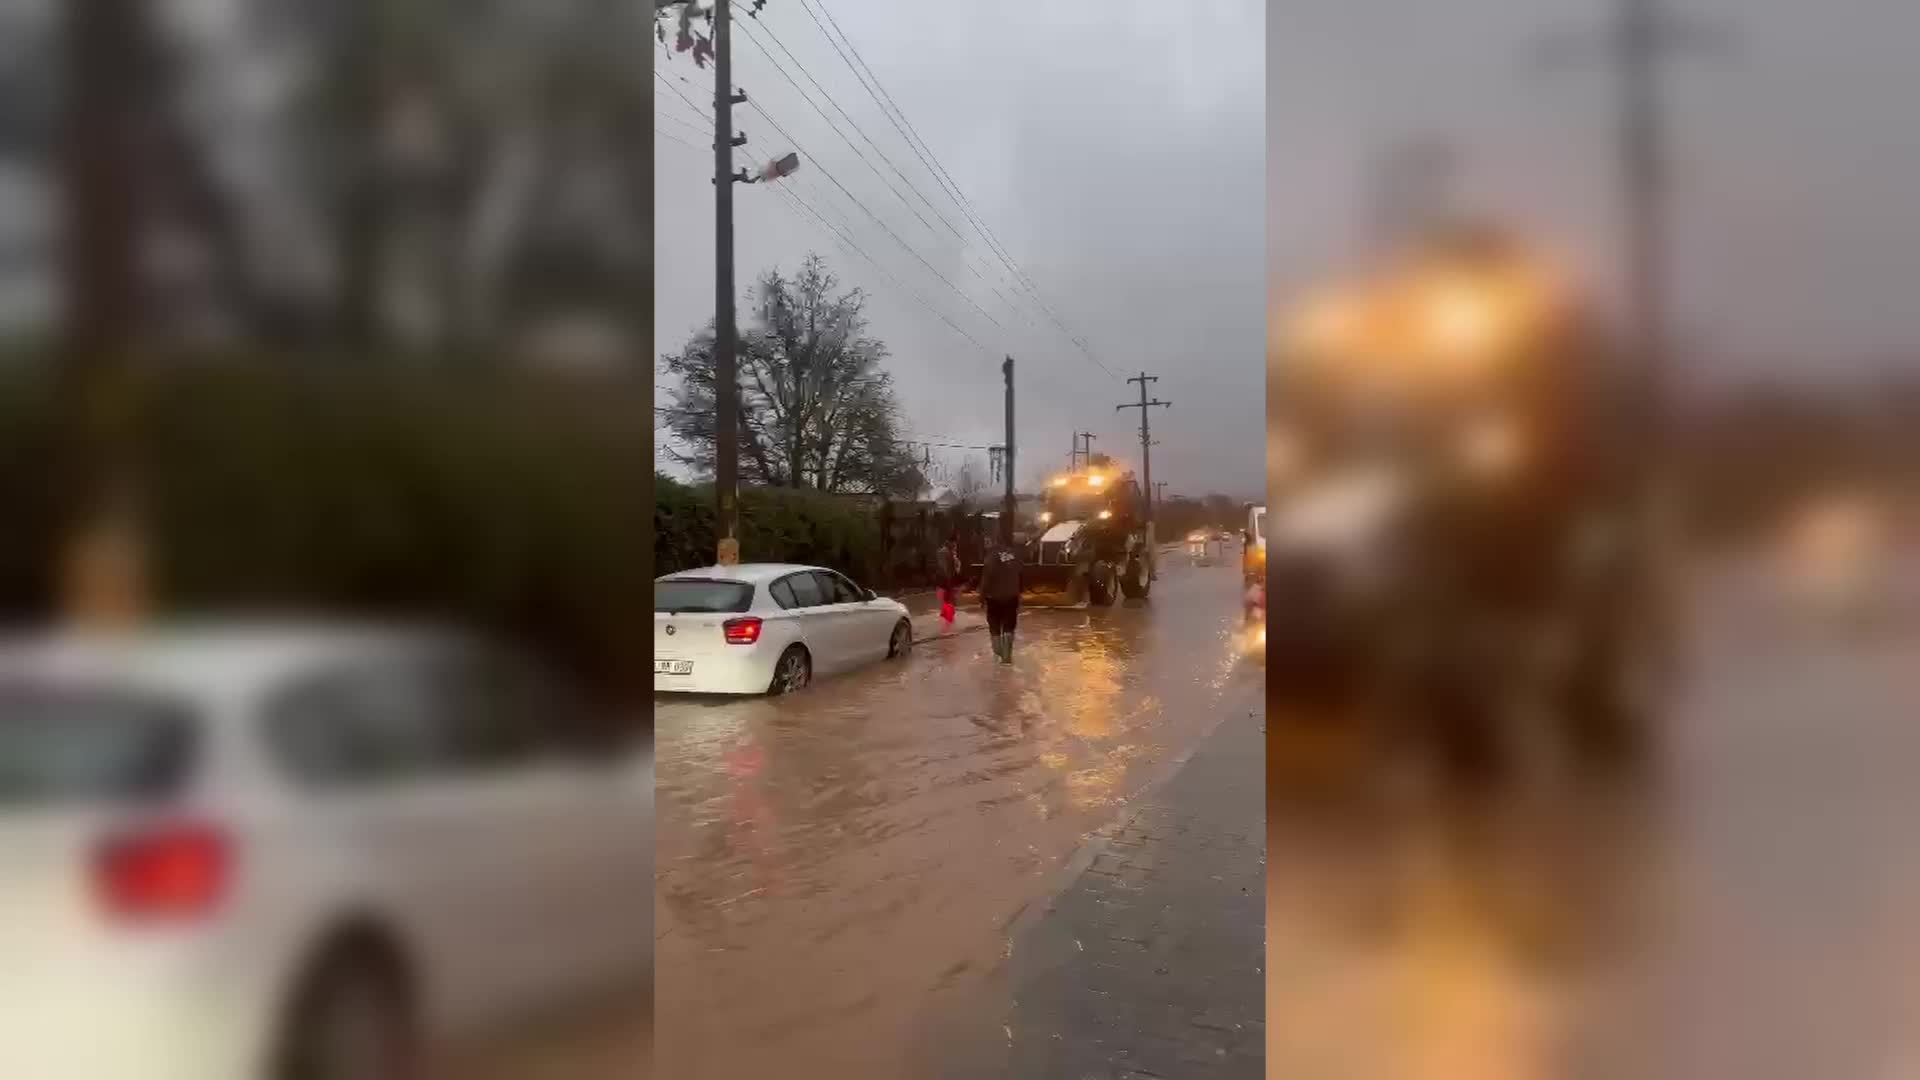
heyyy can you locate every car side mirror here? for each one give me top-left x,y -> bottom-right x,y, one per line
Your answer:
864,587 -> 878,601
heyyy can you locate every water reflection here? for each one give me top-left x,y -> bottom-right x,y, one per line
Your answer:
1270,727 -> 1666,1080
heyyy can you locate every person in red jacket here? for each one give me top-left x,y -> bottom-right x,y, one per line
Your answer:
935,534 -> 962,626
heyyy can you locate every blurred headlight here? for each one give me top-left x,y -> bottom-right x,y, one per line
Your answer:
1424,279 -> 1504,359
1270,425 -> 1305,481
1458,414 -> 1523,477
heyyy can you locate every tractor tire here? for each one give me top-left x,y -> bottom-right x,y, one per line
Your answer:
1087,565 -> 1117,607
1120,555 -> 1151,600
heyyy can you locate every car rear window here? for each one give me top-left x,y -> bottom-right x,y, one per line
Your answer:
0,686 -> 196,807
656,579 -> 755,613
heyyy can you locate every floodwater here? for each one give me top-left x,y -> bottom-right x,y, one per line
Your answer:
1266,550 -> 1920,1080
652,553 -> 1263,1079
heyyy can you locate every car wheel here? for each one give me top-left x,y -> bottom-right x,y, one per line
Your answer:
888,619 -> 913,659
769,646 -> 811,695
273,942 -> 415,1080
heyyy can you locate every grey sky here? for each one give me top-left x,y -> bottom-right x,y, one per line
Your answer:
1269,0 -> 1920,382
656,0 -> 1266,498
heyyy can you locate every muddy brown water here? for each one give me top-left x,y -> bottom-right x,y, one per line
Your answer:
653,556 -> 1260,1079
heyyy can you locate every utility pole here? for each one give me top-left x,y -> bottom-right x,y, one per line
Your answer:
1001,357 -> 1016,544
1117,372 -> 1170,577
60,0 -> 147,626
1538,0 -> 1724,455
1074,431 -> 1098,471
1371,138 -> 1455,256
657,0 -> 797,564
710,0 -> 752,565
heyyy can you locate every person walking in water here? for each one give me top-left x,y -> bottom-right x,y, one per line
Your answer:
936,533 -> 962,628
979,533 -> 1023,664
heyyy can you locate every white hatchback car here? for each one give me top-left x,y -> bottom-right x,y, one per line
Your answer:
654,564 -> 913,695
0,623 -> 653,1080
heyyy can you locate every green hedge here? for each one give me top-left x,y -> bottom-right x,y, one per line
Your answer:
0,360 -> 906,695
653,475 -> 882,583
0,362 -> 656,700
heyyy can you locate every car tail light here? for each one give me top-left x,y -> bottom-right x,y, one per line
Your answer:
723,617 -> 763,645
95,822 -> 231,921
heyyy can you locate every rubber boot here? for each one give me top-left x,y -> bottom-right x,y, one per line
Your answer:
990,633 -> 1005,662
1001,633 -> 1015,665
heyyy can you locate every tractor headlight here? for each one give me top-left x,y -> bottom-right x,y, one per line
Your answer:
1098,510 -> 1113,520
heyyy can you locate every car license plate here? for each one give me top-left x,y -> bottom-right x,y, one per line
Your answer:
656,660 -> 693,675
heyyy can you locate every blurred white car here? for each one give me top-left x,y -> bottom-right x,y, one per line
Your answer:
0,624 -> 652,1080
654,564 -> 913,695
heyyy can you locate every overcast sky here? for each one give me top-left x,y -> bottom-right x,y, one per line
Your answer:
655,0 -> 1265,499
1270,0 -> 1920,384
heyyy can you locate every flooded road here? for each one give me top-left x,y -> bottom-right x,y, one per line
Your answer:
653,552 -> 1262,1079
1267,551 -> 1920,1079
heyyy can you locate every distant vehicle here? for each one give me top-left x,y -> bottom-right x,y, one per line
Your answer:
1187,529 -> 1212,562
1244,504 -> 1268,646
1243,504 -> 1267,580
0,624 -> 653,1080
654,564 -> 913,695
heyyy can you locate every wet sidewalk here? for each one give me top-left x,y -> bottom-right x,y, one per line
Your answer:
992,696 -> 1267,1078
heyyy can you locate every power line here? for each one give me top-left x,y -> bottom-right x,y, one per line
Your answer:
656,127 -> 707,155
654,67 -> 713,130
781,0 -> 1041,304
734,13 -> 949,246
667,3 -> 1109,378
735,90 -> 1008,340
765,175 -> 995,356
794,0 -> 1024,274
655,109 -> 711,141
729,20 -> 1006,336
745,5 -> 1044,333
799,0 -> 1117,379
900,435 -> 998,451
773,182 -> 992,356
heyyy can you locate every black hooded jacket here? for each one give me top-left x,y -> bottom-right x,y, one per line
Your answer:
979,545 -> 1023,602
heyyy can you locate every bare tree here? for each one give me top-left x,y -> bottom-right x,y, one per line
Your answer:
661,253 -> 923,495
